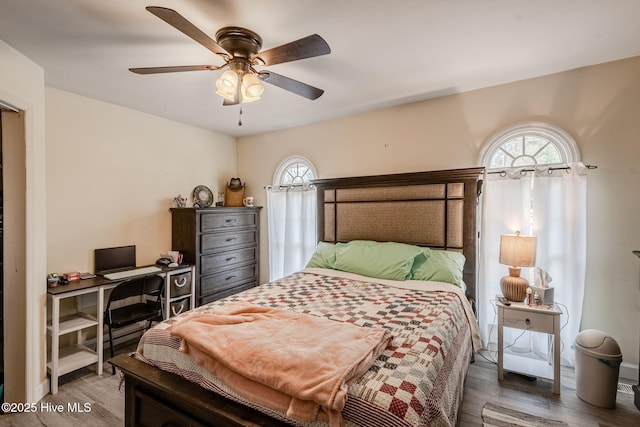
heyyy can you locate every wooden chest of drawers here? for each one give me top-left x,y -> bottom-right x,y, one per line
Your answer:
170,207 -> 261,306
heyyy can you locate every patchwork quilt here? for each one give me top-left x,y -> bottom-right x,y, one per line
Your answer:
137,268 -> 481,427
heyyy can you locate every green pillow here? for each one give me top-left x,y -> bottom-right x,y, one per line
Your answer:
305,241 -> 337,269
410,248 -> 466,286
333,240 -> 423,281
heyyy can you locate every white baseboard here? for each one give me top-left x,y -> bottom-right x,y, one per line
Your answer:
619,361 -> 638,381
36,378 -> 49,401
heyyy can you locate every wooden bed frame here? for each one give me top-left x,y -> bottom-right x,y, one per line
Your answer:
110,167 -> 484,427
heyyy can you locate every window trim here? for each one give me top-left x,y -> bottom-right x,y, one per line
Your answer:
272,155 -> 317,186
479,122 -> 580,169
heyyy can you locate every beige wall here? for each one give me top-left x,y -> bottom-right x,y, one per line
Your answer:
45,87 -> 236,272
0,39 -> 47,401
238,56 -> 640,370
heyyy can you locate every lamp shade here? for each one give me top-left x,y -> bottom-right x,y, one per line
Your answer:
499,232 -> 537,267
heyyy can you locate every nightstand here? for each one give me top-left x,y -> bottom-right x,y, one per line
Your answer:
497,300 -> 563,394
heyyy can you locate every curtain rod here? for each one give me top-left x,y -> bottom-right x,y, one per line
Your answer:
486,164 -> 597,175
264,164 -> 598,186
264,184 -> 316,190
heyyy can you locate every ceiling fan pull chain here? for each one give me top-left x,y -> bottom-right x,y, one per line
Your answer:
238,107 -> 243,126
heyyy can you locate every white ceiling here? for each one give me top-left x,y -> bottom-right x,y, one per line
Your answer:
1,0 -> 639,137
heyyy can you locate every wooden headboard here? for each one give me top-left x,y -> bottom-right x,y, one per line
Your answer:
312,167 -> 484,305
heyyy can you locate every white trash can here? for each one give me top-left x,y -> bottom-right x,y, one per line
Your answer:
574,329 -> 622,408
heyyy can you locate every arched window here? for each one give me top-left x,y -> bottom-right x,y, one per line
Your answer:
480,122 -> 580,169
478,122 -> 586,369
273,156 -> 317,186
267,156 -> 317,281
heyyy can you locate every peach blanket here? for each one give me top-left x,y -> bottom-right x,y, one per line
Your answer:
170,302 -> 392,426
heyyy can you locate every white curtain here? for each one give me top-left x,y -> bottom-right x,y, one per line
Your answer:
266,184 -> 317,281
479,163 -> 587,367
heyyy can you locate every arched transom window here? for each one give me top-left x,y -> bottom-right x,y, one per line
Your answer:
273,156 -> 317,186
481,122 -> 580,169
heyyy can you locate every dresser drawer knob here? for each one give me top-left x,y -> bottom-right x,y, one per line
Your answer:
225,256 -> 237,262
226,275 -> 236,281
224,218 -> 238,225
225,237 -> 237,242
173,277 -> 188,288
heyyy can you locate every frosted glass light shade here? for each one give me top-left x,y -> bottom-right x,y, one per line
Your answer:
241,73 -> 264,102
215,70 -> 239,101
215,70 -> 264,103
218,70 -> 238,88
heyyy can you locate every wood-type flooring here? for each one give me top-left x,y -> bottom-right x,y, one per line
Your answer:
2,348 -> 639,426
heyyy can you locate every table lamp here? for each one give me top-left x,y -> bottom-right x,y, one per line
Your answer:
499,231 -> 537,302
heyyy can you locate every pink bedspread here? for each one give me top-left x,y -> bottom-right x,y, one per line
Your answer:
170,302 -> 391,426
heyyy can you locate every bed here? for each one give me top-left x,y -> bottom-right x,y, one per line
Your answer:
110,167 -> 484,427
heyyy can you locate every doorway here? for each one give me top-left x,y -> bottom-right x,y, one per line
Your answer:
0,106 -> 26,402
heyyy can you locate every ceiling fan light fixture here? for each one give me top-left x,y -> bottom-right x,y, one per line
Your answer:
134,8 -> 330,105
240,72 -> 264,102
215,70 -> 264,104
215,70 -> 239,101
220,69 -> 238,87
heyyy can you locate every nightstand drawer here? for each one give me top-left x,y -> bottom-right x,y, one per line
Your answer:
502,309 -> 554,334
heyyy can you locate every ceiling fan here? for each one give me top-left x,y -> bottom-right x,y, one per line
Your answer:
130,6 -> 331,106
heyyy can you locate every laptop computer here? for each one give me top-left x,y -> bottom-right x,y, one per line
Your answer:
94,245 -> 136,276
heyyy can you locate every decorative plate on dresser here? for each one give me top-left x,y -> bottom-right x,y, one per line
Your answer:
192,185 -> 214,208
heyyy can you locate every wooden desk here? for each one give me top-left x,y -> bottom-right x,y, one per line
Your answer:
46,265 -> 194,394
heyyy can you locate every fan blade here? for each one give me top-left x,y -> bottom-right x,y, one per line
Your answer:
255,34 -> 330,66
146,6 -> 231,59
259,71 -> 324,100
129,65 -> 222,74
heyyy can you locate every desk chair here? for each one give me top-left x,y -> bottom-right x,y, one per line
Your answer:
104,275 -> 164,374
